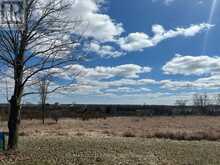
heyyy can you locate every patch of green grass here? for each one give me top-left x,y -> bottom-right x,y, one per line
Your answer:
1,136 -> 220,165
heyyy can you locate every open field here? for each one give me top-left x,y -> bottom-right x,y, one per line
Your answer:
1,136 -> 220,165
1,116 -> 220,140
0,116 -> 220,164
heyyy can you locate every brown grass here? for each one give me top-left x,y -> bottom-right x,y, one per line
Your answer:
2,136 -> 220,165
1,116 -> 220,141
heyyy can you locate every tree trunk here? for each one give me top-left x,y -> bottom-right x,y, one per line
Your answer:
42,103 -> 45,125
7,53 -> 24,150
8,96 -> 21,150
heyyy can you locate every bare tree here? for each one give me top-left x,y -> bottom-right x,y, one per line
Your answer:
37,72 -> 66,125
0,0 -> 83,150
193,93 -> 210,114
175,99 -> 188,113
33,68 -> 80,125
175,99 -> 188,107
213,94 -> 220,106
211,94 -> 220,113
38,74 -> 50,125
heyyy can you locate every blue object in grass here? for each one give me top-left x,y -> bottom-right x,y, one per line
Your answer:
0,132 -> 5,151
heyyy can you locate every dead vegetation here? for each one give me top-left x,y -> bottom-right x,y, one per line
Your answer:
1,116 -> 220,141
1,116 -> 220,164
1,136 -> 220,165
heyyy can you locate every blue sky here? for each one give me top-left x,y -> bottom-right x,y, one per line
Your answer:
1,0 -> 220,105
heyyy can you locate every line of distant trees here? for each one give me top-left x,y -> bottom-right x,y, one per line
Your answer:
175,93 -> 220,115
175,93 -> 220,107
2,93 -> 220,125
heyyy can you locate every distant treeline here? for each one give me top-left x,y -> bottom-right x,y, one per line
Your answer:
1,104 -> 220,121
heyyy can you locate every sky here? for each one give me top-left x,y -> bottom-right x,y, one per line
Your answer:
1,0 -> 220,105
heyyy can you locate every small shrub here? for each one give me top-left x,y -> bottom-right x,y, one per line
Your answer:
122,131 -> 136,137
131,118 -> 140,122
151,131 -> 220,141
95,157 -> 103,162
57,132 -> 69,136
51,112 -> 59,123
75,132 -> 84,136
103,130 -> 110,134
19,132 -> 27,136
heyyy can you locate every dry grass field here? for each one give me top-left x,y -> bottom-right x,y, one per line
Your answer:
1,136 -> 220,165
0,116 -> 220,164
1,116 -> 220,140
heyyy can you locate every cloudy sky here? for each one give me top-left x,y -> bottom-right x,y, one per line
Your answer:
1,0 -> 220,105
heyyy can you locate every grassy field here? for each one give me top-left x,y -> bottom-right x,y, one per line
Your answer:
0,136 -> 220,165
0,117 -> 220,164
2,116 -> 220,140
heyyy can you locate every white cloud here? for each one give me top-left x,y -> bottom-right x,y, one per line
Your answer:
47,64 -> 156,96
33,0 -> 213,58
18,63 -> 154,98
164,0 -> 175,5
118,32 -> 154,52
118,23 -> 214,52
152,0 -> 175,6
161,54 -> 220,91
161,80 -> 197,90
65,0 -> 214,55
85,41 -> 124,58
160,75 -> 220,90
69,0 -> 124,42
63,64 -> 152,80
63,78 -> 157,96
163,54 -> 220,76
105,87 -> 151,94
195,75 -> 220,89
160,73 -> 220,91
153,0 -> 205,6
12,0 -> 214,60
